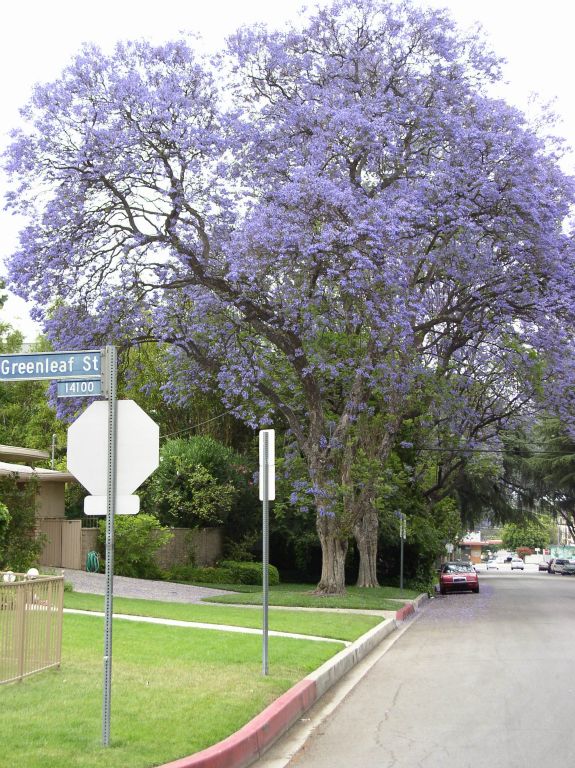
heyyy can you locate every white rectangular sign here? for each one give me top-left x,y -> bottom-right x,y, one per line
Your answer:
84,495 -> 140,516
57,378 -> 102,398
259,429 -> 275,501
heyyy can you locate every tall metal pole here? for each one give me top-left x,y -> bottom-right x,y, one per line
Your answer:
101,345 -> 117,746
400,513 -> 405,592
262,431 -> 269,676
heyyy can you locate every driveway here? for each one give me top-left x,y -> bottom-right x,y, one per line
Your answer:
62,568 -> 232,603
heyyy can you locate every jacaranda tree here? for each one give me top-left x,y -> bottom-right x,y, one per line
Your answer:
3,0 -> 575,593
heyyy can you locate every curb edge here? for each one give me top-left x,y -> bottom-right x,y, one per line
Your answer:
159,595 -> 426,768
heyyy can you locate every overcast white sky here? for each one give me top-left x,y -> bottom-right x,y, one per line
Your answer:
1,0 -> 573,339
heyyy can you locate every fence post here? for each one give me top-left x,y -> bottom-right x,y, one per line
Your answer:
16,583 -> 26,682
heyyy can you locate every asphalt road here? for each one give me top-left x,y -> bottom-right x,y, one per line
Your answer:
272,572 -> 575,768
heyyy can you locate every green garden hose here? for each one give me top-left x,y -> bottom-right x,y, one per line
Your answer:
86,551 -> 100,573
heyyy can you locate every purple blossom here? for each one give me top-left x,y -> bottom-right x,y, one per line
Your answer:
2,1 -> 575,576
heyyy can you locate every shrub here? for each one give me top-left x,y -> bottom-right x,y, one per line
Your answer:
0,502 -> 10,550
141,437 -> 242,528
97,514 -> 173,579
0,475 -> 45,571
516,547 -> 532,558
223,531 -> 258,562
167,565 -> 235,584
167,560 -> 280,586
219,560 -> 280,586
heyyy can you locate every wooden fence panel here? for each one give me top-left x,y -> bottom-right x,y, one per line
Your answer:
61,520 -> 82,569
37,519 -> 82,569
37,519 -> 62,567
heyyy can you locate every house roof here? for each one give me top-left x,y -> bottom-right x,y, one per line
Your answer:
0,444 -> 51,462
0,460 -> 75,483
459,539 -> 503,548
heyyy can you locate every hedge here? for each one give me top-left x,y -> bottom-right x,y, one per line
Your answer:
219,560 -> 280,586
168,560 -> 279,586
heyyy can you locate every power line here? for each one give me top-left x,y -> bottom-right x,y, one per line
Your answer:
415,446 -> 573,456
160,411 -> 232,440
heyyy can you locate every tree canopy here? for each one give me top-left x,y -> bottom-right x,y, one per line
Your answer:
3,0 -> 575,592
0,325 -> 65,454
510,418 -> 575,543
501,517 -> 552,552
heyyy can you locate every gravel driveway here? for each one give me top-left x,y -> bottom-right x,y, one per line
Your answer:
62,568 -> 232,604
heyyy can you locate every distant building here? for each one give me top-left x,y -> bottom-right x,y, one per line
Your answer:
458,528 -> 503,564
554,520 -> 575,547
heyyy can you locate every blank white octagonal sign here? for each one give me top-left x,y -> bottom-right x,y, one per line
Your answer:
67,400 -> 159,495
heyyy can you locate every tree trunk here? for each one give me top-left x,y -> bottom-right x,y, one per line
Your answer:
315,514 -> 348,595
354,505 -> 380,587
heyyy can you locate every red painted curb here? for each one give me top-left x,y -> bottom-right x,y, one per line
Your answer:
158,678 -> 317,768
395,603 -> 415,621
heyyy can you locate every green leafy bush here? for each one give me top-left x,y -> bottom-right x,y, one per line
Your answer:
168,565 -> 235,584
97,514 -> 173,579
219,560 -> 280,586
0,475 -> 45,571
141,437 -> 241,528
0,502 -> 10,550
223,531 -> 258,562
167,560 -> 280,586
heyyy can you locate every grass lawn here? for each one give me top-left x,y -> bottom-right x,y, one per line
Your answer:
64,591 -> 383,642
2,612 -> 344,768
206,583 -> 420,610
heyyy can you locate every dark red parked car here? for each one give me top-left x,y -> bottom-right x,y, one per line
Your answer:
439,562 -> 480,595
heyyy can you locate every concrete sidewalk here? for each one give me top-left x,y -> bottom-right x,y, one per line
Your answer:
64,607 -> 351,645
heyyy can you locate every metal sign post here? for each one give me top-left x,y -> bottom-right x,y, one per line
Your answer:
262,433 -> 269,676
1,345 -> 155,748
399,512 -> 406,592
259,429 -> 275,676
65,354 -> 159,746
101,345 -> 117,747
